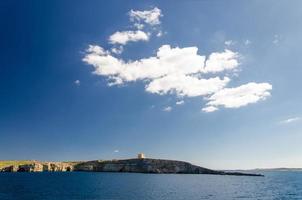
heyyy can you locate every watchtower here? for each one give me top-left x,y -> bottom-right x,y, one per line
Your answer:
137,153 -> 145,159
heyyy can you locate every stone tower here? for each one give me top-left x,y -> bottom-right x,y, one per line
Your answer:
137,153 -> 145,159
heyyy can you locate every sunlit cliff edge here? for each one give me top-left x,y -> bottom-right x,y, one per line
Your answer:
0,157 -> 263,176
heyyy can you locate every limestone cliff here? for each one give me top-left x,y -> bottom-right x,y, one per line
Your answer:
0,159 -> 263,176
74,159 -> 262,176
0,161 -> 78,172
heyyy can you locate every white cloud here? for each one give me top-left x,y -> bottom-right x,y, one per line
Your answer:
176,100 -> 184,105
202,106 -> 218,113
84,45 -> 207,82
203,50 -> 239,73
156,31 -> 163,37
244,40 -> 251,45
163,106 -> 172,112
107,7 -> 162,47
87,45 -> 106,55
224,40 -> 235,46
111,46 -> 123,54
280,117 -> 301,124
107,76 -> 123,87
83,7 -> 272,113
109,30 -> 149,45
129,7 -> 162,26
74,80 -> 80,86
203,82 -> 272,111
114,150 -> 119,153
273,34 -> 280,45
146,74 -> 230,97
133,23 -> 144,30
83,45 -> 238,84
84,44 -> 273,112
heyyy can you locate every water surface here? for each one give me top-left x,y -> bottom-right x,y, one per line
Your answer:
0,171 -> 302,200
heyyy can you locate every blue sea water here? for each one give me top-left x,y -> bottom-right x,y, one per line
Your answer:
0,171 -> 302,200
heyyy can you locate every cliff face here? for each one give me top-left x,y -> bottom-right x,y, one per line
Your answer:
0,161 -> 77,172
0,159 -> 263,176
74,159 -> 263,176
74,159 -> 219,174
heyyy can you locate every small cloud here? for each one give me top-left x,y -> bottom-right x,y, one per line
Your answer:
176,100 -> 184,105
224,40 -> 235,46
205,82 -> 272,110
156,31 -> 163,37
114,150 -> 119,153
74,80 -> 80,86
111,46 -> 124,54
202,106 -> 218,113
244,39 -> 251,45
273,34 -> 280,45
129,7 -> 162,26
163,106 -> 172,112
109,30 -> 149,45
280,117 -> 301,124
108,77 -> 123,87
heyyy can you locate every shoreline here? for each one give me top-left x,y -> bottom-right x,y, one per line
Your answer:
0,158 -> 264,177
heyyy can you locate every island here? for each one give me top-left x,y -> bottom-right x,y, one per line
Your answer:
0,154 -> 263,176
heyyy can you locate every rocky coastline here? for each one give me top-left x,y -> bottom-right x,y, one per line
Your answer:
0,158 -> 263,176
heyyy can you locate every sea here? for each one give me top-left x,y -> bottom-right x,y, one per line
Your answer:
0,171 -> 301,200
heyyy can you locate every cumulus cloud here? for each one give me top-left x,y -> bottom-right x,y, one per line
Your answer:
163,106 -> 172,112
129,7 -> 162,26
203,82 -> 272,111
83,6 -> 272,113
146,74 -> 230,97
204,50 -> 239,73
280,117 -> 301,124
83,43 -> 272,112
107,7 -> 162,48
83,45 -> 238,84
109,30 -> 149,45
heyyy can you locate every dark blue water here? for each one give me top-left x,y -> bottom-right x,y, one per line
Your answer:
0,171 -> 302,200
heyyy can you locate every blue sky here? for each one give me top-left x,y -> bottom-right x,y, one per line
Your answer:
0,0 -> 302,169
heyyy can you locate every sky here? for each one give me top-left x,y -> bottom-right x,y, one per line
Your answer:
0,0 -> 302,170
